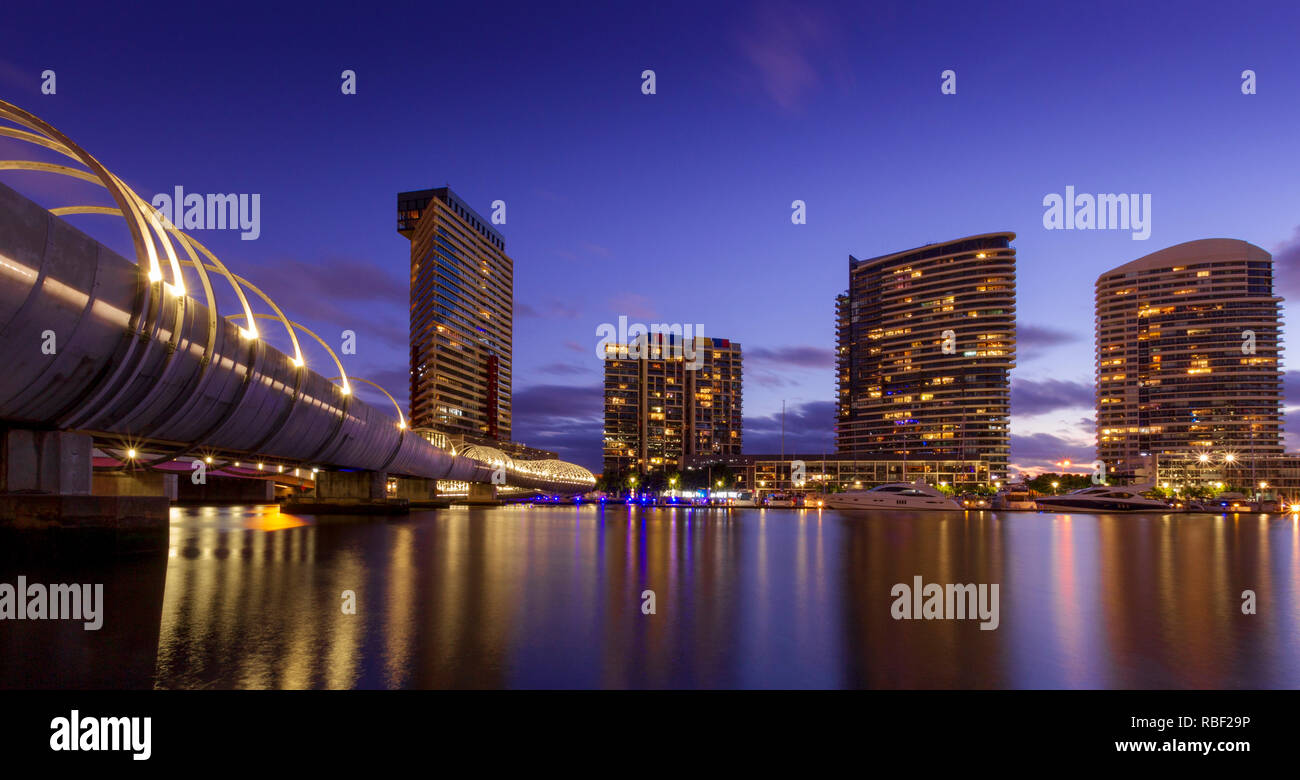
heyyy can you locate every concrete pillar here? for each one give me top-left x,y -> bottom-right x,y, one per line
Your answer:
92,471 -> 178,499
1,430 -> 93,495
1,430 -> 169,555
316,470 -> 388,500
467,483 -> 498,503
391,476 -> 437,501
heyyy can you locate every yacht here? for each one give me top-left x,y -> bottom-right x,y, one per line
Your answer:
1034,483 -> 1169,512
825,480 -> 964,511
992,485 -> 1036,511
764,493 -> 796,508
729,490 -> 758,507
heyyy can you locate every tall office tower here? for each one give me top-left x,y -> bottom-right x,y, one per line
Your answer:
1095,239 -> 1282,481
398,187 -> 512,440
602,336 -> 743,476
836,233 -> 1016,479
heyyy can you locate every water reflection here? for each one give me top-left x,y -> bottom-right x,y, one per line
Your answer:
5,506 -> 1299,689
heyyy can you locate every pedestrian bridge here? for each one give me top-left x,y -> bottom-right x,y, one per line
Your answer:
0,99 -> 594,498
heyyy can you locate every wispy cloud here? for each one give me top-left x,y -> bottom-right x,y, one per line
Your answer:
1017,322 -> 1084,362
744,400 -> 835,454
747,345 -> 835,368
608,293 -> 658,321
1011,378 -> 1094,416
1274,226 -> 1300,301
1010,431 -> 1096,476
734,1 -> 843,110
511,383 -> 603,469
515,299 -> 582,319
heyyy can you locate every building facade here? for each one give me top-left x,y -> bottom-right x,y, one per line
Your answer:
683,453 -> 995,497
836,233 -> 1016,481
1095,238 -> 1283,481
398,187 -> 512,440
602,335 -> 743,476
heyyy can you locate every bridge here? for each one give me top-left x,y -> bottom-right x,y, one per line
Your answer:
0,99 -> 593,544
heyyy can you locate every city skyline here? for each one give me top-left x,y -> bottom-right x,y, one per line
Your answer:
2,1 -> 1299,475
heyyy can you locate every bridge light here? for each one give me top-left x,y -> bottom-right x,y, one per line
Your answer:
257,462 -> 264,470
126,448 -> 137,459
311,468 -> 319,474
291,357 -> 304,368
277,465 -> 284,473
205,456 -> 213,464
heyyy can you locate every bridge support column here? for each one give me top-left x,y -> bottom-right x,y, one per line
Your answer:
315,470 -> 388,500
467,482 -> 499,504
0,429 -> 168,555
283,470 -> 409,514
391,476 -> 440,506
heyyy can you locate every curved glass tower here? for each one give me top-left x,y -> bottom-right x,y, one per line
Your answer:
1095,239 -> 1282,481
836,233 -> 1016,481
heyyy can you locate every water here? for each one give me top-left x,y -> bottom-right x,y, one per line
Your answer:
4,504 -> 1299,689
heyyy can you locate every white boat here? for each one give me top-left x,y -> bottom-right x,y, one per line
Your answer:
1034,483 -> 1169,512
824,480 -> 964,511
764,493 -> 796,507
993,486 -> 1036,510
729,491 -> 758,507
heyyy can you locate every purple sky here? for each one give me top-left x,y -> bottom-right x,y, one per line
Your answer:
3,0 -> 1299,474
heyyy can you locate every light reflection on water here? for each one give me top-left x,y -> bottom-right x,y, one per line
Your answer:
5,505 -> 1299,689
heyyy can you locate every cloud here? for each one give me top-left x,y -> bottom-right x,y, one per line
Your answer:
734,1 -> 840,110
747,345 -> 835,369
240,254 -> 410,349
608,294 -> 658,320
515,299 -> 581,319
579,241 -> 612,259
510,383 -> 603,469
348,367 -> 410,419
1018,323 -> 1081,348
1010,431 -> 1096,475
1274,226 -> 1300,301
1011,378 -> 1094,416
1016,322 -> 1085,363
743,400 -> 836,454
537,361 -> 594,376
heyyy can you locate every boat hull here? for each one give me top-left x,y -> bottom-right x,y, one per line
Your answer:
825,496 -> 964,512
1034,498 -> 1170,512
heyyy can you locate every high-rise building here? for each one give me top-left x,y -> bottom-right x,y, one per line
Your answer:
398,187 -> 512,440
836,233 -> 1016,480
602,336 -> 743,476
1095,239 -> 1283,481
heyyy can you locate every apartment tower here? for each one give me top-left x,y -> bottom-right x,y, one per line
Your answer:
398,187 -> 512,439
602,335 -> 743,476
836,233 -> 1016,479
1095,239 -> 1282,481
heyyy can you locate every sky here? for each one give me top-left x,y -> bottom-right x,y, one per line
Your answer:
2,0 -> 1299,475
